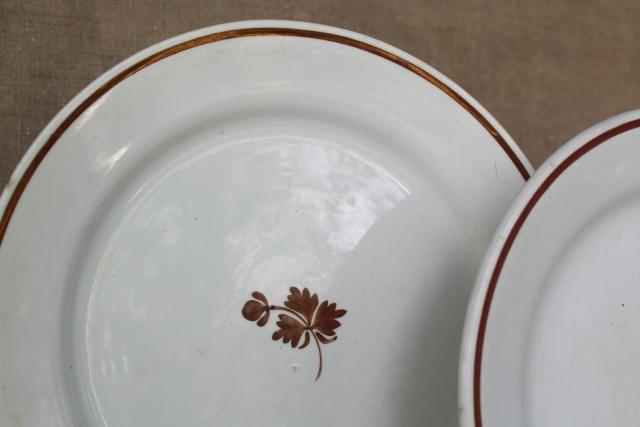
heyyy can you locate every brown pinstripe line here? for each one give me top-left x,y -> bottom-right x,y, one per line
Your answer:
0,27 -> 530,245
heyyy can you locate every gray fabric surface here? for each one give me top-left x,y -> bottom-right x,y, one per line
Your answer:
1,0 -> 639,186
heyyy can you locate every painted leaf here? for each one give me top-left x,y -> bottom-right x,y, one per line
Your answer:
312,301 -> 346,337
284,287 -> 318,324
272,314 -> 307,348
299,331 -> 311,349
315,332 -> 337,344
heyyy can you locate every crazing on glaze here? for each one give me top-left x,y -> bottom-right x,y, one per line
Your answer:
242,287 -> 347,380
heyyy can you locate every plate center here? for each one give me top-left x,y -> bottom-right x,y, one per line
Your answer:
69,116 -> 474,426
527,196 -> 640,425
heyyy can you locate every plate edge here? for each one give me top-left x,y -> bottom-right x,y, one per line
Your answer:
0,19 -> 532,247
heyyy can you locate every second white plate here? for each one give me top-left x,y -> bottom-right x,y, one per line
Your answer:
461,110 -> 640,427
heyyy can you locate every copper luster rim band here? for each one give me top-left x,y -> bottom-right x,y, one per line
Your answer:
473,118 -> 640,427
0,27 -> 530,244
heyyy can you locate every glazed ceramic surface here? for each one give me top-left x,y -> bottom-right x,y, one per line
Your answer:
0,20 -> 530,426
460,110 -> 640,427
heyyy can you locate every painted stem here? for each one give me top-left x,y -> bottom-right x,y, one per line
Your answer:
269,305 -> 308,325
269,305 -> 323,380
311,331 -> 323,381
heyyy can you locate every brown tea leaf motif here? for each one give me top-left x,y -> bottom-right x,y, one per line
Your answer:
241,286 -> 347,380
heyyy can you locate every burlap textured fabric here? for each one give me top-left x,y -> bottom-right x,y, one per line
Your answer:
2,0 -> 639,186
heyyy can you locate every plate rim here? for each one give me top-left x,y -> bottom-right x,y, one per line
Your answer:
0,19 -> 532,246
459,108 -> 640,427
